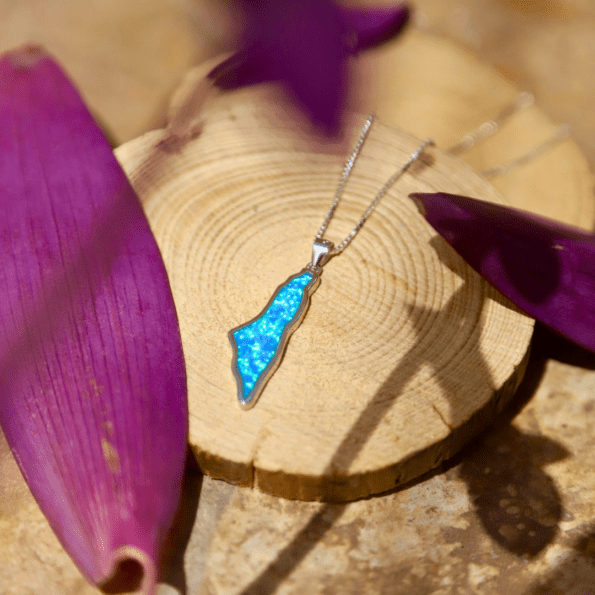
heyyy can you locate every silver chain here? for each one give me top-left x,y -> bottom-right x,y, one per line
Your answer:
314,114 -> 434,256
446,91 -> 534,156
480,123 -> 571,178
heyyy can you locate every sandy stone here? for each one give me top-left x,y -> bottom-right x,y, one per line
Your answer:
467,563 -> 499,590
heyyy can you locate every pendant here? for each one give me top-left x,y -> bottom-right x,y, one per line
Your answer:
229,239 -> 334,409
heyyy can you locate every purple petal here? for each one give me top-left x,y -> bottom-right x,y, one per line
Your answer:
342,4 -> 411,53
410,192 -> 595,352
209,0 -> 347,134
0,46 -> 187,592
209,1 -> 409,134
207,47 -> 275,90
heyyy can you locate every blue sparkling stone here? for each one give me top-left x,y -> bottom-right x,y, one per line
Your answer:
230,271 -> 315,405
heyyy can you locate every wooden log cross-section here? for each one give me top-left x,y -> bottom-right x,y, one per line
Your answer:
116,95 -> 534,501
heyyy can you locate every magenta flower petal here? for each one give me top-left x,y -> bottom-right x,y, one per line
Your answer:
410,192 -> 595,352
0,46 -> 187,592
208,1 -> 410,134
343,4 -> 411,53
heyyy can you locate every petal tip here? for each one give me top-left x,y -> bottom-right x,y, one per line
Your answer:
99,545 -> 156,595
5,44 -> 48,70
408,193 -> 427,217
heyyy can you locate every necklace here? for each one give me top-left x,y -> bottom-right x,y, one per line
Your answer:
229,115 -> 434,409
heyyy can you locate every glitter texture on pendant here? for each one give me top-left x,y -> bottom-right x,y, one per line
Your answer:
229,269 -> 320,409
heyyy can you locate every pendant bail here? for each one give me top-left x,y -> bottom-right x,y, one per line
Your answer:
310,239 -> 334,271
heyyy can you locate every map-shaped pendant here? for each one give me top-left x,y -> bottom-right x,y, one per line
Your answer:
229,268 -> 321,409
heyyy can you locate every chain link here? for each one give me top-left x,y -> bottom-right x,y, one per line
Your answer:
314,114 -> 434,256
446,91 -> 534,156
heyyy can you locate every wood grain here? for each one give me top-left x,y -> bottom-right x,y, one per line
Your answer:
116,92 -> 534,501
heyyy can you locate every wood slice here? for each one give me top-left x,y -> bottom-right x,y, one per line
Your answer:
116,94 -> 533,501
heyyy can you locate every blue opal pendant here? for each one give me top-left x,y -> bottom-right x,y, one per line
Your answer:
229,239 -> 334,409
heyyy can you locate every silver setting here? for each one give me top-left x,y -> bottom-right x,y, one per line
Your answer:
309,239 -> 334,272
